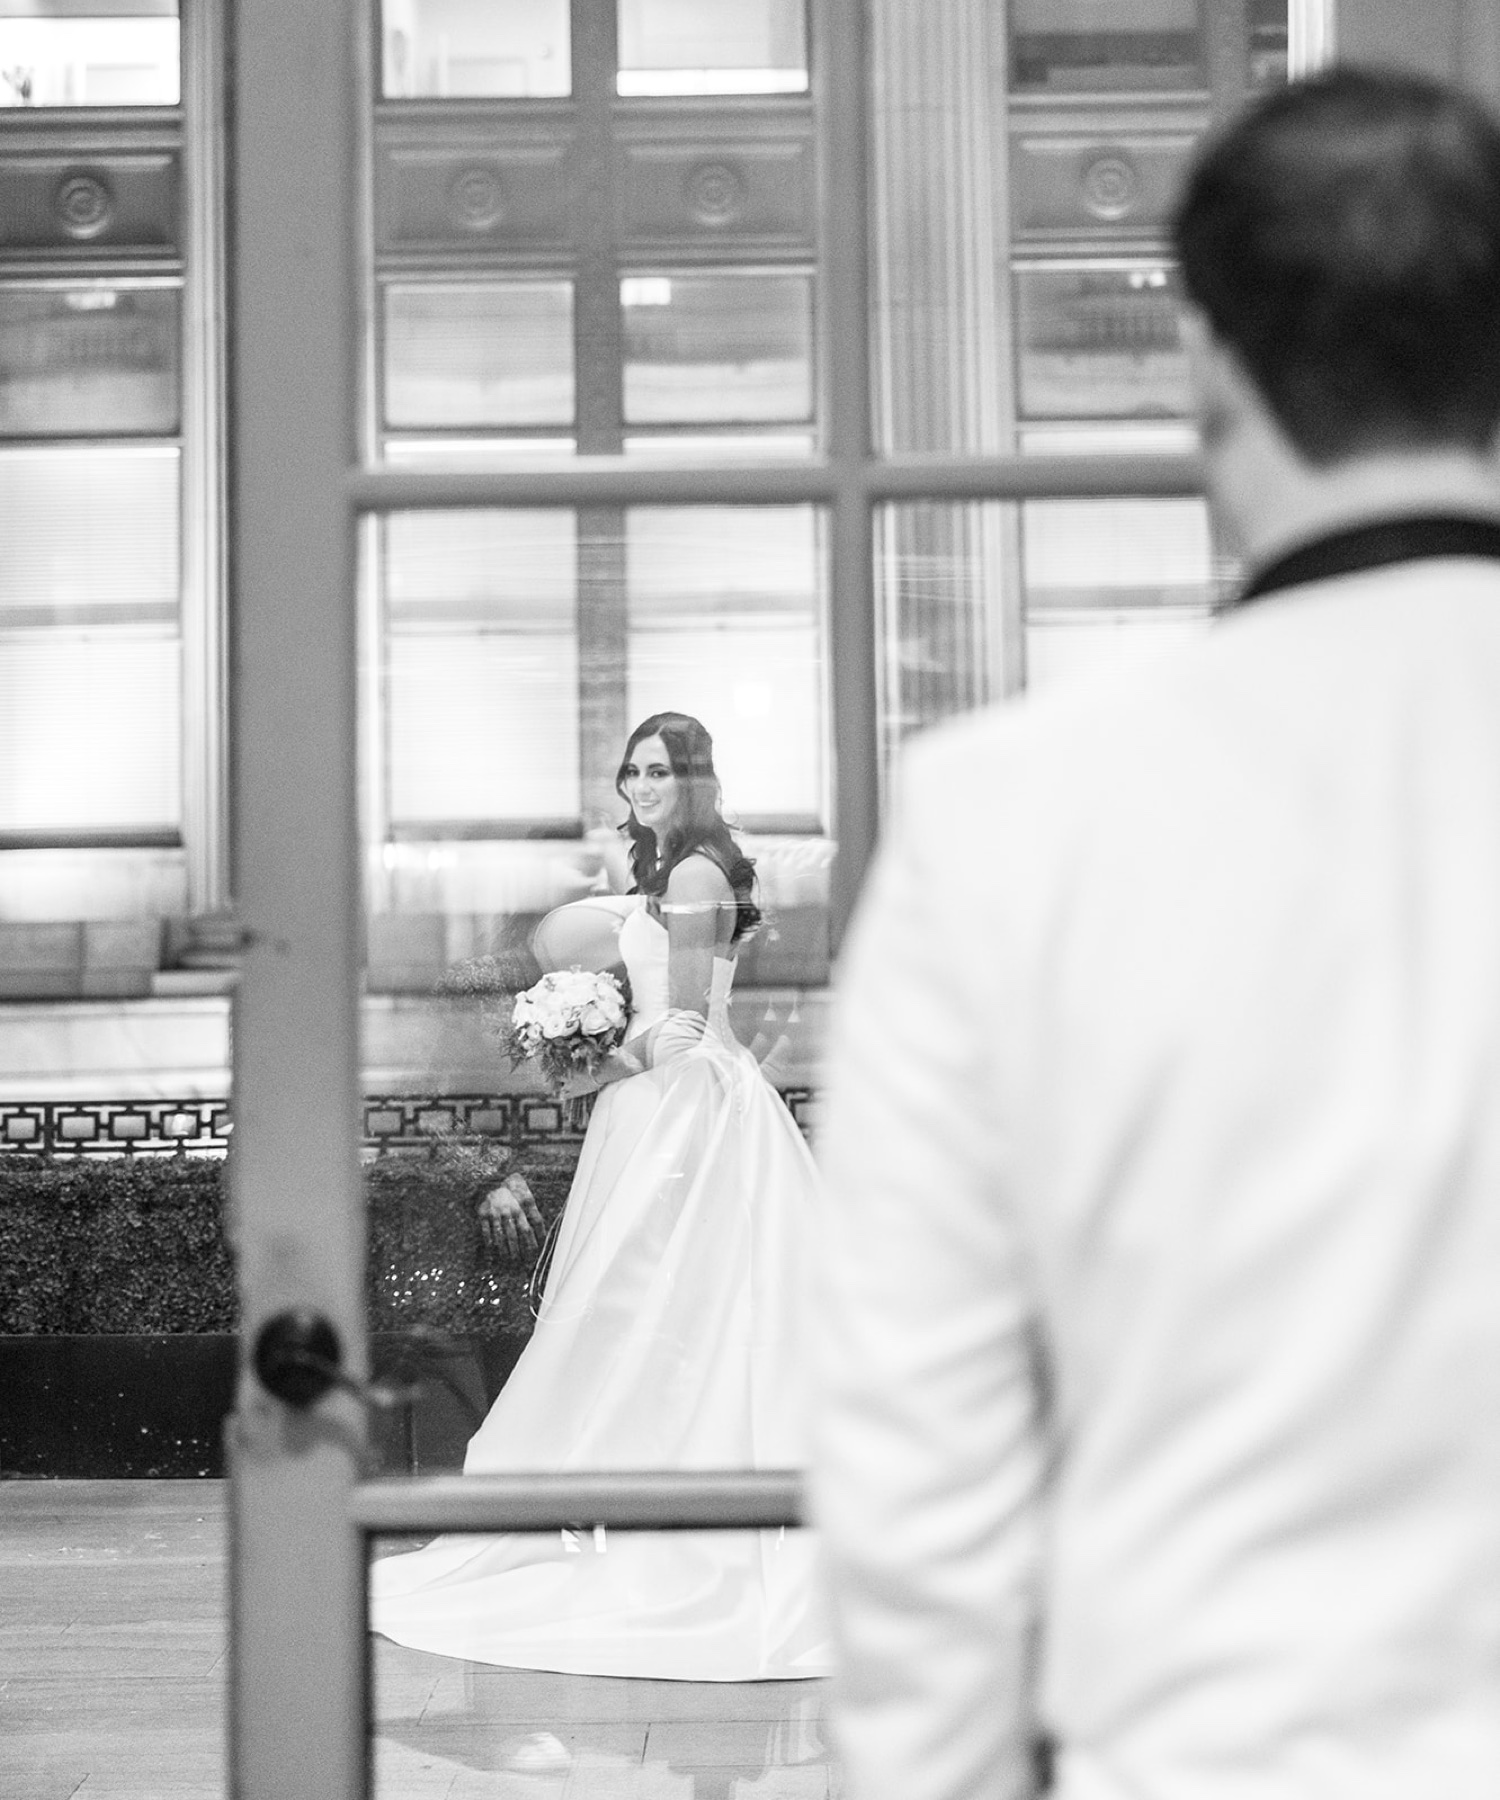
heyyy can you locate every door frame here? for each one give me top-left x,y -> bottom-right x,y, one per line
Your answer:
226,0 -> 1220,1794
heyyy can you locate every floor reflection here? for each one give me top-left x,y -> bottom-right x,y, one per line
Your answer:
373,1640 -> 834,1798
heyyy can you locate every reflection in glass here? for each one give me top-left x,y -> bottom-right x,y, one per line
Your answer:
364,706 -> 829,1681
621,274 -> 814,426
370,1552 -> 833,1798
380,0 -> 570,99
0,1 -> 179,108
383,510 -> 580,831
383,283 -> 575,430
1015,266 -> 1189,421
617,0 -> 807,95
1009,0 -> 1203,93
0,286 -> 180,436
1022,497 -> 1223,694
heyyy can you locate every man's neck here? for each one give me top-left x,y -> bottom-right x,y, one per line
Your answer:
1214,442 -> 1500,575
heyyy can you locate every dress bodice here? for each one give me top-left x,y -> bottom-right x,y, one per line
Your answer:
618,897 -> 735,1040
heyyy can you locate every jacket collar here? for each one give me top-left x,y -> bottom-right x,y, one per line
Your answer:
1239,512 -> 1500,606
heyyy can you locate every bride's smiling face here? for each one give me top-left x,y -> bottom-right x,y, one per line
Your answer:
621,734 -> 679,836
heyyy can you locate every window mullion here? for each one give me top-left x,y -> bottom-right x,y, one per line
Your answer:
571,0 -> 630,829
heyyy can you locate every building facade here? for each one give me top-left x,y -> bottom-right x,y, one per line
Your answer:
0,0 -> 1494,1119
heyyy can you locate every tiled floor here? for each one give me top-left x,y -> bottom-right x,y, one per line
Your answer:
0,1482 -> 836,1800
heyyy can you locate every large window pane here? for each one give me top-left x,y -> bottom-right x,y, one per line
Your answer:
383,283 -> 575,431
621,274 -> 814,426
626,506 -> 826,830
0,0 -> 178,108
380,0 -> 570,99
875,499 -> 1228,771
1016,265 -> 1188,421
383,510 -> 579,832
1022,497 -> 1224,693
0,446 -> 179,615
618,0 -> 807,95
0,627 -> 180,831
0,284 -> 180,437
1009,0 -> 1204,94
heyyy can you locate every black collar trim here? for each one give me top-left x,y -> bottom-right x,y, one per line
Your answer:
1239,513 -> 1500,606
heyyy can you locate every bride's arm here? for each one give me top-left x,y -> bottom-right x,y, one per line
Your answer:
574,859 -> 730,1091
662,854 -> 732,1016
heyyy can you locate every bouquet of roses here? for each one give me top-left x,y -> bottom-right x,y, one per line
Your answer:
503,966 -> 630,1094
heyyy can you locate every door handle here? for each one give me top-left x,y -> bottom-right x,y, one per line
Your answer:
252,1307 -> 416,1412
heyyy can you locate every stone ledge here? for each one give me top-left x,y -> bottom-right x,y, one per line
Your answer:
0,988 -> 832,1100
0,919 -> 165,1002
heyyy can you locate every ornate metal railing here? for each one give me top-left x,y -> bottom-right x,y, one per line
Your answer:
0,1088 -> 820,1158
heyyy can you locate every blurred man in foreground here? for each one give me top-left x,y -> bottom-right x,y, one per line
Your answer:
815,66 -> 1500,1800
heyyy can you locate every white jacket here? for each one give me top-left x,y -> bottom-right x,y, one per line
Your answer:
814,554 -> 1500,1800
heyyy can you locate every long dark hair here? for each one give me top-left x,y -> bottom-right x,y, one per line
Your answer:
616,711 -> 760,944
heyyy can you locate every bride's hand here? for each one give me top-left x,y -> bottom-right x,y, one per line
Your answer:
477,1175 -> 544,1260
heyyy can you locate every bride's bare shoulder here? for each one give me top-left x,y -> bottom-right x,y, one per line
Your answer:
664,853 -> 733,906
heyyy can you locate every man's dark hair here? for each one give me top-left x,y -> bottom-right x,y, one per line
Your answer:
1172,65 -> 1500,464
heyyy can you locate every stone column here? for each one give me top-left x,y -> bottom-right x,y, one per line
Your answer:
868,0 -> 1015,761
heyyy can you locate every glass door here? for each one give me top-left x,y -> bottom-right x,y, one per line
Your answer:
225,2 -> 1310,1794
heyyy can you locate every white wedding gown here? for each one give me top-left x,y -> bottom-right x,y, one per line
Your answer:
370,898 -> 831,1680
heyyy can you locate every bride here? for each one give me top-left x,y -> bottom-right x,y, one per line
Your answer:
370,711 -> 830,1680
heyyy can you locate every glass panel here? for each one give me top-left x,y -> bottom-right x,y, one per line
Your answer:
0,626 -> 180,830
383,283 -> 575,430
618,0 -> 807,95
1009,0 -> 1204,94
383,510 -> 579,831
1022,497 -> 1225,693
621,274 -> 814,426
1015,265 -> 1189,422
359,503 -> 832,1547
380,0 -> 570,99
0,446 -> 179,614
0,285 -> 180,437
0,0 -> 178,108
370,1534 -> 835,1796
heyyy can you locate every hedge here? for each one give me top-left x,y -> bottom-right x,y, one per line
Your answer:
0,1136 -> 581,1336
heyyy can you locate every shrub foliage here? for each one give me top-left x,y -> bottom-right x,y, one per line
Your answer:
0,1136 -> 580,1336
